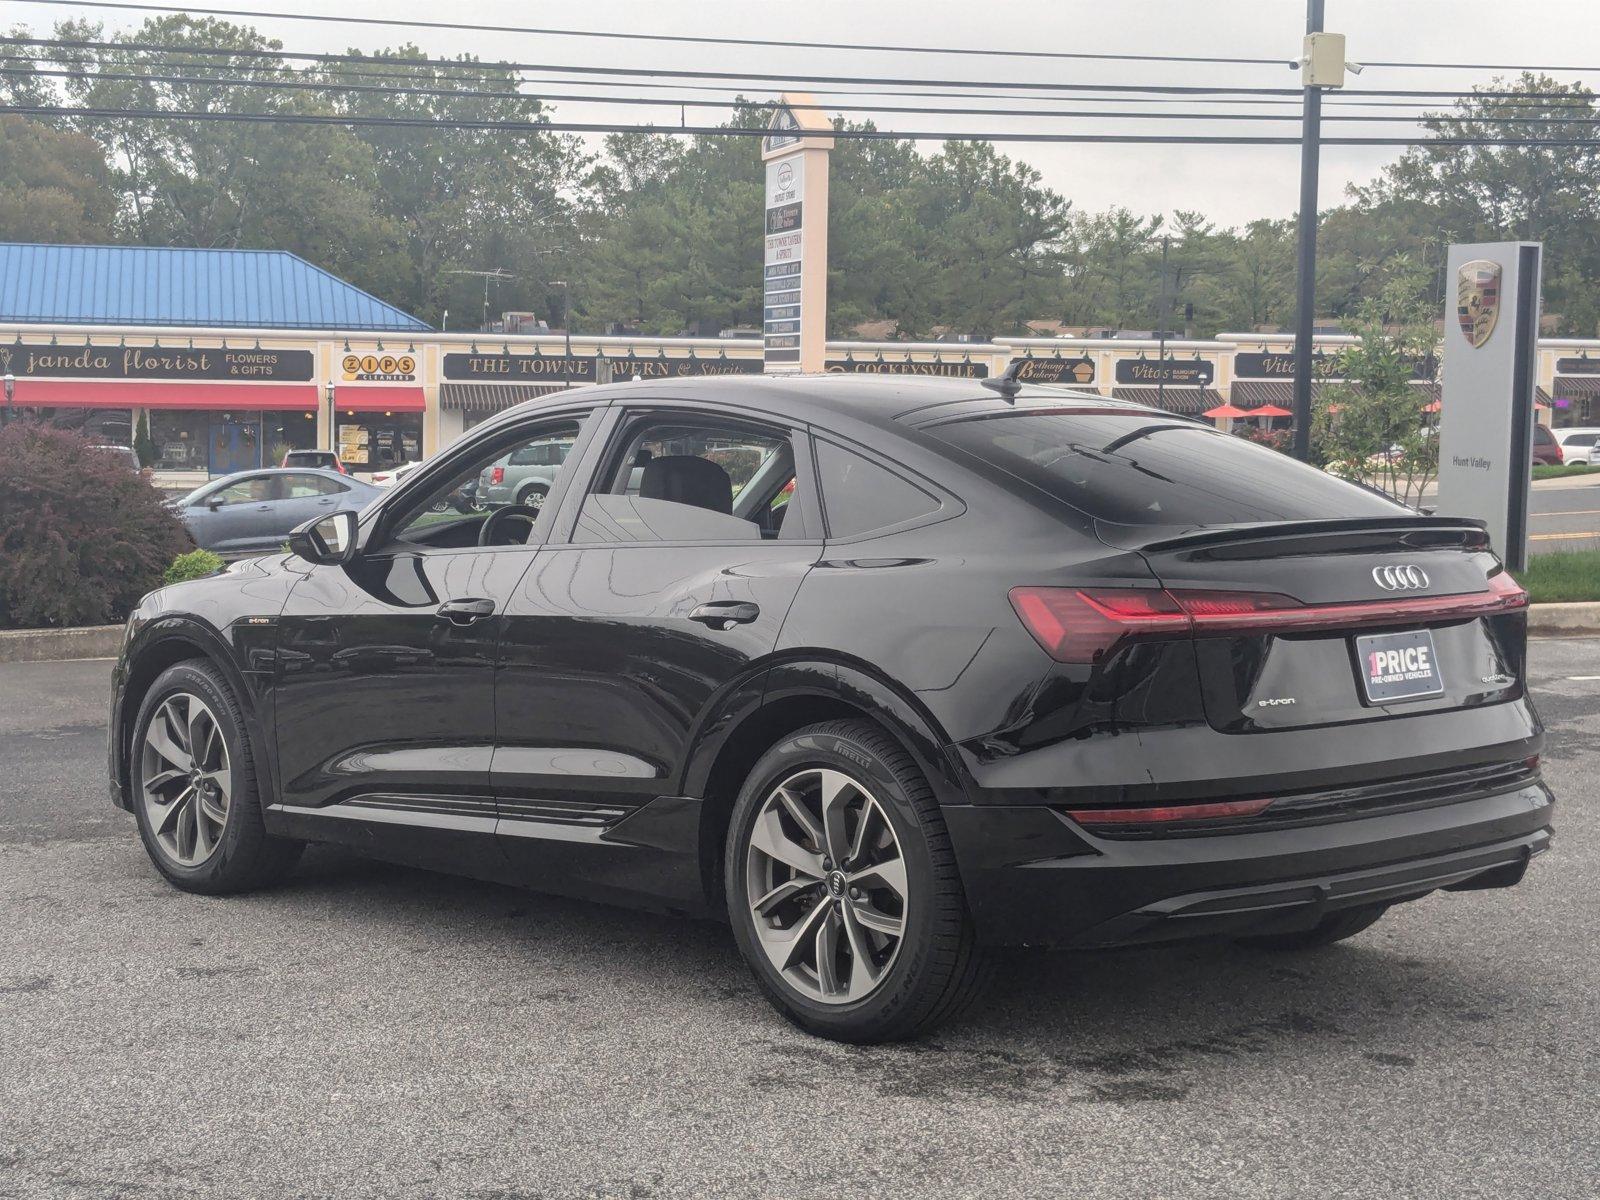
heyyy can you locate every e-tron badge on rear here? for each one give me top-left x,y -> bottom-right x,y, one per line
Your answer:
1356,629 -> 1446,703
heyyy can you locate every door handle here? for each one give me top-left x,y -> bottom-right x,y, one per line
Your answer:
689,600 -> 760,629
317,497 -> 337,506
437,597 -> 496,625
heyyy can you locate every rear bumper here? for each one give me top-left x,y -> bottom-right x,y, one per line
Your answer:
944,782 -> 1554,948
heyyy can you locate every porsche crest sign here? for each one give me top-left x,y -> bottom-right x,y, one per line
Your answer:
1456,258 -> 1502,349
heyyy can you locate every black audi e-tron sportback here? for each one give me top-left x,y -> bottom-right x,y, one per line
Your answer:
109,376 -> 1553,1042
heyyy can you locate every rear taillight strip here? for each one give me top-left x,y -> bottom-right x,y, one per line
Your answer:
1065,797 -> 1275,826
1011,573 -> 1527,664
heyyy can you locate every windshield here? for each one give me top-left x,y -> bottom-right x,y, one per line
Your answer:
925,410 -> 1406,531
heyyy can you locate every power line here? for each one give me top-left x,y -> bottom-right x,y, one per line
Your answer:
0,49 -> 1318,108
8,0 -> 1301,69
0,34 -> 1308,96
19,0 -> 1600,80
7,100 -> 1600,146
13,64 -> 1600,127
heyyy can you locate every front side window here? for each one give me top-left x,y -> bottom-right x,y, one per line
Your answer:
389,417 -> 586,547
207,475 -> 279,506
925,410 -> 1405,531
573,415 -> 799,543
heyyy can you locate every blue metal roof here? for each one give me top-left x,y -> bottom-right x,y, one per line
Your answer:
0,243 -> 431,332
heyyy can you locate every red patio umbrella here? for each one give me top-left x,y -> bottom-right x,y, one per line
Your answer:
1204,404 -> 1251,420
1251,404 -> 1293,418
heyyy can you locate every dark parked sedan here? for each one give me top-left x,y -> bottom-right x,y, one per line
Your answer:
170,468 -> 381,556
109,377 -> 1552,1042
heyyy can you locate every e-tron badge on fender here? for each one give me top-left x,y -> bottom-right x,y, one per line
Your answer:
1457,259 -> 1502,348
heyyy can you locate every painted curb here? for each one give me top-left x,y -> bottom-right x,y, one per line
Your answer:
1527,602 -> 1600,638
0,625 -> 124,663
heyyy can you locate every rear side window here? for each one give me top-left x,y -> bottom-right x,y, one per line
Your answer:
815,441 -> 941,539
925,411 -> 1404,528
1562,434 -> 1598,448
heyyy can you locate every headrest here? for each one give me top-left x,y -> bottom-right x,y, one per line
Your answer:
638,454 -> 733,514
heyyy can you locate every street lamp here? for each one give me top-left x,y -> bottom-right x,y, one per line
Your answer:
549,279 -> 573,388
324,379 -> 336,452
3,373 -> 13,425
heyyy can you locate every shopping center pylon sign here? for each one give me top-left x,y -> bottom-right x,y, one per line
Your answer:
762,94 -> 833,374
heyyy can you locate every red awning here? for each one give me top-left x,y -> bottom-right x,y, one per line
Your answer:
334,385 -> 425,413
9,380 -> 319,410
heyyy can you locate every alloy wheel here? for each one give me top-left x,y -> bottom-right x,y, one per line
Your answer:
744,767 -> 908,1005
140,692 -> 232,867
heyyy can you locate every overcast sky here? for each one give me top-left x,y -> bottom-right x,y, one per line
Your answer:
16,0 -> 1600,227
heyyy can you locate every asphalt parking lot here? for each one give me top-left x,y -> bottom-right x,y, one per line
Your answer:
2,645 -> 1597,1200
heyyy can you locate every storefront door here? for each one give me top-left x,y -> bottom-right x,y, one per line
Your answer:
208,416 -> 261,476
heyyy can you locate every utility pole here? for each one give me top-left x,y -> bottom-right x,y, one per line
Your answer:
1157,235 -> 1171,414
549,279 -> 573,387
1290,2 -> 1351,461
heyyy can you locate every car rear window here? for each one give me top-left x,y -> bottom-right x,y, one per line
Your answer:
1534,425 -> 1556,446
925,410 -> 1405,528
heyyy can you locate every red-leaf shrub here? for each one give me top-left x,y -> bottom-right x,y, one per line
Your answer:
0,420 -> 191,628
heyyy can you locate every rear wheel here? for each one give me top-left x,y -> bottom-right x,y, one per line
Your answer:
725,719 -> 989,1043
516,483 -> 548,513
131,660 -> 303,894
1235,903 -> 1388,951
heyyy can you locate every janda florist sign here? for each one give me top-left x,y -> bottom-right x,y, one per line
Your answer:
0,340 -> 314,381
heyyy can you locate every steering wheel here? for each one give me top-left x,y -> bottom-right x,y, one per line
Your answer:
477,504 -> 541,547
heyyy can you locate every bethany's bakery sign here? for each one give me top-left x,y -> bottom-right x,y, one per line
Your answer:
0,340 -> 313,381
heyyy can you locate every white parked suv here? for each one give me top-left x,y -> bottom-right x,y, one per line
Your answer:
1551,427 -> 1600,465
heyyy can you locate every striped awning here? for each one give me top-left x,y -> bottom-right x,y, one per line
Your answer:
1111,386 -> 1223,415
440,383 -> 567,412
1231,380 -> 1335,408
1554,377 -> 1600,399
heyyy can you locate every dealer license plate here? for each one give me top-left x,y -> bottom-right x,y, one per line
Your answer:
1356,629 -> 1445,704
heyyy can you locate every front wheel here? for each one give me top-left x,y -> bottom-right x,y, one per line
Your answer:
131,660 -> 303,894
725,719 -> 989,1043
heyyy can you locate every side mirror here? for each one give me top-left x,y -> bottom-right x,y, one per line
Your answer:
288,509 -> 359,566
206,497 -> 226,511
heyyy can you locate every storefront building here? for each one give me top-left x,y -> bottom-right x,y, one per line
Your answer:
8,241 -> 1585,481
0,243 -> 429,479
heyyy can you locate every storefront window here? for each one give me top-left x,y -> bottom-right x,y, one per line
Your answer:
149,409 -> 211,471
16,407 -> 133,445
336,411 -> 423,473
264,411 -> 319,465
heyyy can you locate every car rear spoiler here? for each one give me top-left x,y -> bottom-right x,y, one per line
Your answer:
1099,515 -> 1493,558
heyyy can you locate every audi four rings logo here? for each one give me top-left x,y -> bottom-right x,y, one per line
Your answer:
1373,564 -> 1430,591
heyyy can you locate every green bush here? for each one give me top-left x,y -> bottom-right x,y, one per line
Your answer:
164,548 -> 226,585
0,420 -> 191,628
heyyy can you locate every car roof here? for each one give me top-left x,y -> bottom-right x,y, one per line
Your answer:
209,467 -> 360,484
484,374 -> 1175,440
